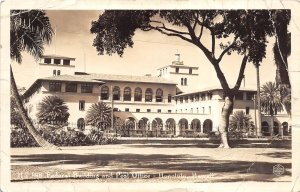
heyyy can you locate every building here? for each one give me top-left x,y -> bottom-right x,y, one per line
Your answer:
22,54 -> 291,137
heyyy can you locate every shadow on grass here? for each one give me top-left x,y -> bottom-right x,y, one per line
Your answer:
11,153 -> 291,182
256,151 -> 291,159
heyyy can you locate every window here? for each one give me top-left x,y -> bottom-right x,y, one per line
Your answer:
101,86 -> 109,100
235,92 -> 244,100
246,92 -> 255,100
156,88 -> 163,102
180,97 -> 183,103
147,109 -> 151,112
168,110 -> 172,113
189,68 -> 192,74
184,97 -> 188,103
57,70 -> 61,76
79,100 -> 85,111
208,92 -> 212,100
53,70 -> 56,76
63,59 -> 70,65
184,78 -> 187,85
54,59 -> 61,64
145,88 -> 153,102
136,109 -> 140,112
201,93 -> 206,101
168,94 -> 172,103
125,108 -> 129,112
134,87 -> 142,101
66,83 -> 77,92
44,58 -> 51,64
112,86 -> 120,100
181,78 -> 183,85
123,87 -> 131,101
190,95 -> 194,102
49,82 -> 61,92
113,108 -> 118,112
246,107 -> 250,115
157,109 -> 161,113
195,95 -> 199,101
81,84 -> 93,93
176,67 -> 179,73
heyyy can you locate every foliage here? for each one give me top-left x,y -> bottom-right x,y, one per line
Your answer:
260,82 -> 283,116
36,96 -> 70,126
11,10 -> 53,63
11,127 -> 117,147
85,102 -> 112,130
229,111 -> 255,138
279,84 -> 291,115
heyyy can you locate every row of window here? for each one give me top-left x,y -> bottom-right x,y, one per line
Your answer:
101,86 -> 172,103
44,58 -> 71,65
176,106 -> 211,114
175,67 -> 193,74
176,93 -> 212,103
49,82 -> 93,93
53,70 -> 61,76
181,78 -> 187,86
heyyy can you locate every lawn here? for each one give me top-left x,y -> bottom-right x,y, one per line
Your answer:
11,141 -> 291,183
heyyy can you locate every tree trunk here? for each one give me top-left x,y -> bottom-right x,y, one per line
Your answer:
256,65 -> 262,137
270,115 -> 274,136
10,66 -> 60,150
218,95 -> 234,148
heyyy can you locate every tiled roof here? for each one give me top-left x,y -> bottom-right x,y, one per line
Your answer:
39,75 -> 104,84
74,73 -> 177,85
175,86 -> 257,97
42,54 -> 76,60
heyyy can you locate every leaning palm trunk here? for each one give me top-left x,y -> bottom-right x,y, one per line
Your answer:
218,96 -> 233,148
10,66 -> 59,150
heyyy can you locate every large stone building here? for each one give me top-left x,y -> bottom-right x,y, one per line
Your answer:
22,54 -> 291,137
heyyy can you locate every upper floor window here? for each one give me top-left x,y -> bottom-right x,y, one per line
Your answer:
184,78 -> 187,86
168,94 -> 172,103
81,84 -> 93,93
184,96 -> 188,103
180,97 -> 183,103
79,100 -> 85,111
207,92 -> 212,100
181,78 -> 184,85
54,59 -> 61,64
101,86 -> 109,100
145,88 -> 153,102
123,87 -> 131,101
246,107 -> 250,114
44,58 -> 51,64
246,92 -> 255,100
65,83 -> 77,92
190,95 -> 194,102
63,59 -> 70,65
201,93 -> 206,101
57,70 -> 61,76
49,82 -> 61,92
195,95 -> 199,101
235,92 -> 244,100
175,67 -> 179,73
156,88 -> 163,102
113,86 -> 120,100
134,87 -> 142,101
53,70 -> 56,76
189,68 -> 193,74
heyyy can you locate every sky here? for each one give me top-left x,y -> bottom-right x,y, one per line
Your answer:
12,10 -> 278,90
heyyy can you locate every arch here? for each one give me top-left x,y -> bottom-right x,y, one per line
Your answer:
145,88 -> 153,102
113,86 -> 120,100
77,118 -> 85,131
101,86 -> 109,100
273,121 -> 279,135
125,117 -> 136,129
203,119 -> 213,133
138,117 -> 149,130
152,118 -> 163,137
155,88 -> 163,102
178,118 -> 188,130
282,122 -> 289,135
262,121 -> 269,135
191,119 -> 201,132
123,87 -> 131,101
165,118 -> 176,134
134,87 -> 142,101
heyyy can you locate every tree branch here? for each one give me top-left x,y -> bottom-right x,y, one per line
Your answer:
211,30 -> 215,56
212,62 -> 230,91
216,36 -> 238,64
149,20 -> 189,35
233,55 -> 248,91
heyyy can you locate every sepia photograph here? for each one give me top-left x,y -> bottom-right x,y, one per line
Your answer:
2,0 -> 300,191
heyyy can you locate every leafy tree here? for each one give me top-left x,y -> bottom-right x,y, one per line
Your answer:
10,10 -> 57,149
260,82 -> 284,136
36,96 -> 70,127
229,110 -> 254,138
90,10 -> 289,148
86,102 -> 112,130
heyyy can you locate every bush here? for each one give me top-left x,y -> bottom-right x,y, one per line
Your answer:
11,126 -> 117,147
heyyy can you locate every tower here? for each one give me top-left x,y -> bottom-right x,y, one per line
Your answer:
35,55 -> 76,78
157,53 -> 199,93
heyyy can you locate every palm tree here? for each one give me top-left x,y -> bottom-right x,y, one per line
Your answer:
36,96 -> 70,127
10,10 -> 58,149
254,64 -> 262,137
86,102 -> 112,130
229,111 -> 254,138
260,82 -> 284,136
